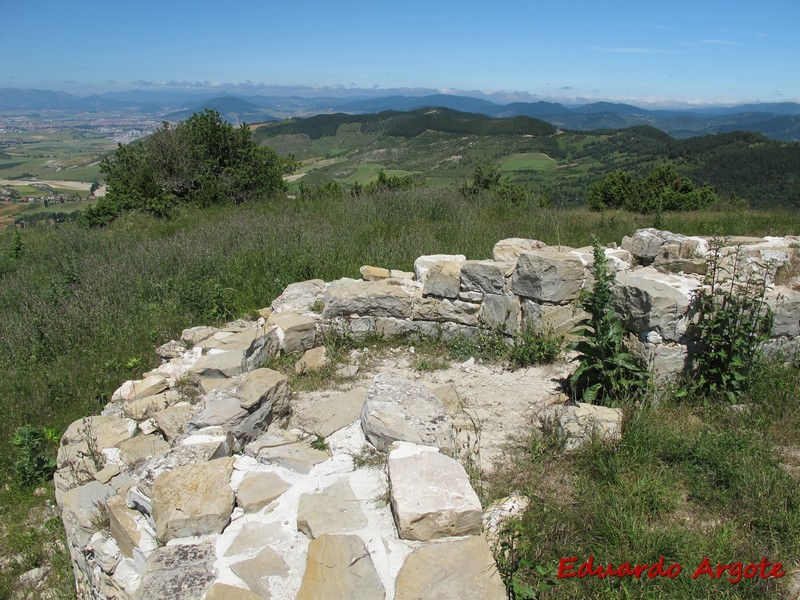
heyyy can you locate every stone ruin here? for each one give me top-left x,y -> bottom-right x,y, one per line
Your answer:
54,229 -> 800,599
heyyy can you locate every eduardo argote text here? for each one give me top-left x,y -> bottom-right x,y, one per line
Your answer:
558,556 -> 786,584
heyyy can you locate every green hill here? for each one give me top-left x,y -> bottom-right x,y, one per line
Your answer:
252,109 -> 800,207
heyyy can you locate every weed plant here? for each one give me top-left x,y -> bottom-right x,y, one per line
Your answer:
684,240 -> 774,403
570,240 -> 648,405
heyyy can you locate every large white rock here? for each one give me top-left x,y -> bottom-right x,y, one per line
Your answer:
361,375 -> 453,453
267,311 -> 317,354
460,260 -> 510,295
271,279 -> 327,313
388,443 -> 482,541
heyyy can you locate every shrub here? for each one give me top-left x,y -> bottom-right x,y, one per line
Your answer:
11,425 -> 58,487
570,240 -> 648,405
85,110 -> 296,225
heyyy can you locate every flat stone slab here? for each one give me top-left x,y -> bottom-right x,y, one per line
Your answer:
230,546 -> 288,599
245,430 -> 329,473
388,443 -> 482,541
224,522 -> 289,557
151,457 -> 235,543
205,583 -> 263,600
294,387 -> 367,438
297,479 -> 368,539
136,540 -> 217,600
361,375 -> 453,453
117,434 -> 170,468
296,534 -> 385,600
189,350 -> 245,379
394,535 -> 506,600
236,471 -> 291,513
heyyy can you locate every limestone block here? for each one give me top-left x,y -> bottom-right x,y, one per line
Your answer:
613,268 -> 699,341
128,376 -> 169,402
223,522 -> 289,557
151,457 -> 235,544
152,403 -> 193,442
389,269 -> 416,280
323,280 -> 413,319
59,480 -> 116,548
235,471 -> 291,513
181,325 -> 218,346
297,479 -> 368,539
622,228 -> 707,265
229,547 -> 287,598
412,292 -> 480,326
106,493 -> 157,560
117,435 -> 170,469
361,375 -> 453,453
136,540 -> 217,600
58,416 -> 137,470
521,300 -> 587,336
271,278 -> 326,313
543,403 -> 623,451
375,317 -> 440,339
236,369 -> 288,414
389,444 -> 481,541
511,249 -> 585,303
422,260 -> 462,299
492,238 -> 547,263
245,430 -> 329,473
460,260 -> 509,294
360,265 -> 390,281
293,387 -> 367,438
765,287 -> 800,338
394,535 -> 506,600
189,350 -> 245,379
155,339 -> 186,359
124,391 -> 180,421
205,583 -> 262,600
296,534 -> 385,600
479,293 -> 520,334
295,346 -> 329,374
414,253 -> 466,283
267,311 -> 317,354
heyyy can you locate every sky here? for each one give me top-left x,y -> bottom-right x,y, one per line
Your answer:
1,0 -> 798,106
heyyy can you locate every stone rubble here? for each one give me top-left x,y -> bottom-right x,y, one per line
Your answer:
53,230 -> 800,599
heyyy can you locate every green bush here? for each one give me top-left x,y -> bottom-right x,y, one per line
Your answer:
11,425 -> 58,487
84,109 -> 296,225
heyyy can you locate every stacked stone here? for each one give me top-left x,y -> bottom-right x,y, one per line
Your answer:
53,229 -> 800,599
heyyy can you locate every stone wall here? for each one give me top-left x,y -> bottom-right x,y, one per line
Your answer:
54,229 -> 800,599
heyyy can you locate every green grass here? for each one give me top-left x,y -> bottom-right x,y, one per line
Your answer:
499,152 -> 558,172
486,362 -> 800,599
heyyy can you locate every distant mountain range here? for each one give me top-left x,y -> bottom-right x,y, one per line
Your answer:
1,87 -> 799,142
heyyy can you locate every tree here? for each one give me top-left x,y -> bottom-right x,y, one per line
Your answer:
85,110 -> 296,225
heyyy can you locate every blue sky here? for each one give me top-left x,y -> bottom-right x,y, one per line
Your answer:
1,0 -> 798,106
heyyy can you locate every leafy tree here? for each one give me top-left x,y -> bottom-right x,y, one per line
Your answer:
85,110 -> 295,225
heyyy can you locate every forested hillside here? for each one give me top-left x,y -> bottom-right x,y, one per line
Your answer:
255,110 -> 800,208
